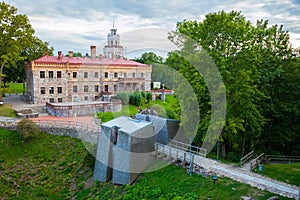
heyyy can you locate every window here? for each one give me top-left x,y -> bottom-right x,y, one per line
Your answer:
73,85 -> 78,93
84,96 -> 89,101
141,73 -> 144,78
57,71 -> 62,78
40,87 -> 45,94
84,85 -> 89,92
73,96 -> 78,102
49,71 -> 54,78
114,85 -> 117,91
132,73 -> 135,78
73,72 -> 77,78
104,85 -> 108,92
49,98 -> 54,103
49,87 -> 54,94
57,87 -> 62,94
84,72 -> 88,78
58,98 -> 62,103
40,71 -> 45,78
94,85 -> 99,92
94,72 -> 98,78
105,72 -> 108,78
124,73 -> 127,78
114,72 -> 118,78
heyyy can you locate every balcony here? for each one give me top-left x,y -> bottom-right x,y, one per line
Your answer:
118,77 -> 145,83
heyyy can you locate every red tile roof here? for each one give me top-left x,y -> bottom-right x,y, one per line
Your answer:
34,55 -> 148,67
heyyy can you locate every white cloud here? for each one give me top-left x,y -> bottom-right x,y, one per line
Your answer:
5,0 -> 300,56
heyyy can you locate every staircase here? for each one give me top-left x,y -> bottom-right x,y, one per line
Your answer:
240,151 -> 264,171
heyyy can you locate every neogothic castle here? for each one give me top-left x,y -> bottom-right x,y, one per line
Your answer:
26,27 -> 152,104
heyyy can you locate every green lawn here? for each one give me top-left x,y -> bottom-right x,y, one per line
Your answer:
96,104 -> 139,122
0,129 -> 292,199
97,95 -> 180,123
0,103 -> 17,117
253,163 -> 300,186
1,82 -> 24,95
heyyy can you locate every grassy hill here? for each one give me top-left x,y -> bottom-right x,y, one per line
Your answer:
0,129 -> 292,199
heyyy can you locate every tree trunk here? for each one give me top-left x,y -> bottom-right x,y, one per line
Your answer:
0,65 -> 4,102
23,79 -> 25,95
241,121 -> 247,157
221,142 -> 226,158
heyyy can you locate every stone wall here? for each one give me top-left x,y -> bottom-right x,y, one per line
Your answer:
46,100 -> 122,117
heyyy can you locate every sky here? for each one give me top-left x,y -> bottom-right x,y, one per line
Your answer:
5,0 -> 300,58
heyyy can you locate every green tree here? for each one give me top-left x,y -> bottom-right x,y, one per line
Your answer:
3,36 -> 53,94
0,2 -> 35,101
169,10 -> 293,157
133,52 -> 163,64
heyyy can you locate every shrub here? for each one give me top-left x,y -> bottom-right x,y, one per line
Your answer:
146,92 -> 152,103
116,92 -> 131,105
17,118 -> 40,142
130,92 -> 143,107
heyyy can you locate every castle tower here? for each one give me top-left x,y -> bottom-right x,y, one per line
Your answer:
103,24 -> 124,59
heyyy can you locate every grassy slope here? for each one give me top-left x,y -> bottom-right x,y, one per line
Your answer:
0,129 -> 94,199
0,129 -> 292,200
0,103 -> 17,117
253,163 -> 300,186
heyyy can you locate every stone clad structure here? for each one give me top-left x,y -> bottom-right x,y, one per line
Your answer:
93,116 -> 155,185
26,27 -> 152,104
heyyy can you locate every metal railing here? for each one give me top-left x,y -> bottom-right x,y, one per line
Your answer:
0,118 -> 101,133
240,150 -> 254,167
168,139 -> 206,157
249,153 -> 264,170
265,155 -> 300,163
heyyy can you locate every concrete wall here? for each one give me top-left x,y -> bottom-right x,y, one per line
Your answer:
135,114 -> 180,145
93,116 -> 155,185
112,124 -> 155,185
93,126 -> 113,182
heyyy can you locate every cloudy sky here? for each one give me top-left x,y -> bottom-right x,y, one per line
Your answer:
5,0 -> 300,58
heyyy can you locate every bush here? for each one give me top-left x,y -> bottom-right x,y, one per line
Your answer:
116,92 -> 131,105
146,92 -> 152,103
17,118 -> 40,142
130,92 -> 143,107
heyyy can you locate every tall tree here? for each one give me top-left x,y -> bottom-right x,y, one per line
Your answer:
0,2 -> 35,101
133,52 -> 163,64
169,11 -> 293,158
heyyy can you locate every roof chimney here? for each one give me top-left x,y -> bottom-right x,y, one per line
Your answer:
90,46 -> 96,59
68,51 -> 73,58
58,51 -> 63,59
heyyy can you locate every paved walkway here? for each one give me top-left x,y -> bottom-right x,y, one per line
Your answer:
1,95 -> 96,126
156,144 -> 299,199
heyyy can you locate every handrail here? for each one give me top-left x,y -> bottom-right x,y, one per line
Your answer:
265,155 -> 300,163
240,150 -> 254,166
250,153 -> 264,170
168,139 -> 206,157
0,118 -> 101,133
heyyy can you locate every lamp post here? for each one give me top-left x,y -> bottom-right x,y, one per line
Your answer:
216,140 -> 219,161
188,136 -> 193,176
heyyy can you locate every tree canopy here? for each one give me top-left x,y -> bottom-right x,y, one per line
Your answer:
0,2 -> 53,100
167,10 -> 299,158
